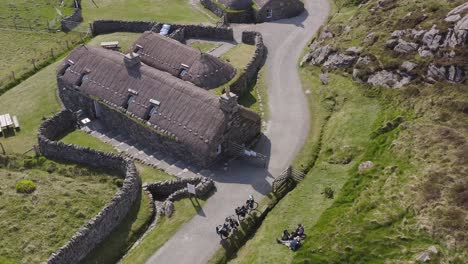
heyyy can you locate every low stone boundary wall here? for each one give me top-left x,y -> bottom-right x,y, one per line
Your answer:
230,31 -> 267,96
38,110 -> 142,264
91,20 -> 234,41
61,0 -> 83,32
145,177 -> 214,217
145,177 -> 214,201
200,0 -> 255,23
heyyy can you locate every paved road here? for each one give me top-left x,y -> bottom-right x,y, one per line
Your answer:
145,1 -> 330,263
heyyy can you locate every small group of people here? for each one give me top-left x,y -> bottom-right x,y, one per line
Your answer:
276,224 -> 305,251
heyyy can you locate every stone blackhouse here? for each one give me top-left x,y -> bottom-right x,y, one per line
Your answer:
200,0 -> 304,23
57,44 -> 261,168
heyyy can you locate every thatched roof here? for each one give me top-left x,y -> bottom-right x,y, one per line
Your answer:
219,0 -> 253,10
59,46 -> 227,154
131,32 -> 236,89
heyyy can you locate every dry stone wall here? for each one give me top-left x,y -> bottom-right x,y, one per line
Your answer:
91,20 -> 234,41
61,0 -> 83,32
38,110 -> 142,264
230,31 -> 267,96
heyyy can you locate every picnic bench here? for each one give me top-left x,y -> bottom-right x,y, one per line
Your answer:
100,41 -> 120,50
0,113 -> 20,134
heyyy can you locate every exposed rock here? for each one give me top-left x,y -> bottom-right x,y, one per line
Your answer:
445,14 -> 462,23
309,45 -> 335,65
320,73 -> 329,85
343,25 -> 352,33
391,30 -> 407,38
300,53 -> 312,67
411,29 -> 426,39
358,161 -> 374,172
356,56 -> 373,65
345,46 -> 363,56
385,39 -> 399,49
367,70 -> 401,88
422,25 -> 442,50
323,53 -> 357,68
416,246 -> 439,263
416,251 -> 431,262
427,64 -> 465,83
394,39 -> 419,53
401,61 -> 417,73
418,47 -> 434,57
447,65 -> 466,83
427,64 -> 446,81
319,29 -> 334,40
450,15 -> 468,47
352,68 -> 362,81
427,246 -> 438,255
447,2 -> 468,17
363,32 -> 377,44
376,0 -> 395,9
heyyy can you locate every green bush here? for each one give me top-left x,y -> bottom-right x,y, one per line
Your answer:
16,180 -> 36,194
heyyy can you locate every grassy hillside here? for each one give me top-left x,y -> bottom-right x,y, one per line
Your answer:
229,0 -> 467,263
82,0 -> 213,24
0,158 -> 120,264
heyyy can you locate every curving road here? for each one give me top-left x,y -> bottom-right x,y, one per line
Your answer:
145,1 -> 330,263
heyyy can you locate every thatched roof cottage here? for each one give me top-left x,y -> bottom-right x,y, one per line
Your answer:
57,46 -> 260,167
130,31 -> 236,89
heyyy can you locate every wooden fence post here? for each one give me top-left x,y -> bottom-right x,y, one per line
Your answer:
50,48 -> 54,58
32,59 -> 37,70
11,71 -> 15,80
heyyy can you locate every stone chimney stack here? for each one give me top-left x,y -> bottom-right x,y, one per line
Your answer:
124,52 -> 141,68
219,88 -> 239,113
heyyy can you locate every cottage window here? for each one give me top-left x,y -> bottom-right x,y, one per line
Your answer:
266,9 -> 273,18
216,144 -> 222,155
178,68 -> 188,78
58,63 -> 71,76
76,72 -> 89,87
134,44 -> 143,54
145,105 -> 159,121
124,95 -> 136,110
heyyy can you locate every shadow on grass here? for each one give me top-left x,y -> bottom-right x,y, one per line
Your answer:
81,191 -> 149,264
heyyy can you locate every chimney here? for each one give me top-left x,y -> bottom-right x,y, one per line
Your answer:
124,52 -> 141,68
219,87 -> 238,113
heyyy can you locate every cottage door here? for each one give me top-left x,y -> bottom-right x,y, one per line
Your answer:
94,101 -> 102,119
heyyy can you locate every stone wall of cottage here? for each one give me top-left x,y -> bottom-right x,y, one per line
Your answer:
38,110 -> 142,264
56,81 -> 219,167
61,0 -> 83,32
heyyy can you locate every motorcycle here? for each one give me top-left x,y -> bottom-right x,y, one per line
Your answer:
216,222 -> 231,240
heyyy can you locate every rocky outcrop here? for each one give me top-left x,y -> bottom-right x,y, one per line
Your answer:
323,53 -> 357,68
427,64 -> 466,83
309,45 -> 335,65
394,39 -> 419,53
302,2 -> 467,88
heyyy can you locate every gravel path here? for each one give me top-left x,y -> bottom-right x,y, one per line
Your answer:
145,1 -> 330,263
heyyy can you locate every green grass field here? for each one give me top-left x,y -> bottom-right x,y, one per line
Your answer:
82,0 -> 213,24
88,32 -> 142,53
0,0 -> 74,29
190,41 -> 220,53
0,29 -> 82,90
0,60 -> 63,154
229,67 -> 380,263
0,162 -> 120,264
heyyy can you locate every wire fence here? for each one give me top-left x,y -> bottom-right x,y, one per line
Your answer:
0,25 -> 90,91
